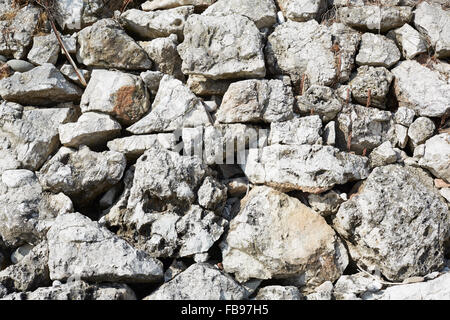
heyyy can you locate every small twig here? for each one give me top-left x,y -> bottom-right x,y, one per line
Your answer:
347,130 -> 352,152
357,266 -> 404,286
300,74 -> 307,95
362,148 -> 367,157
366,89 -> 371,108
121,0 -> 133,12
346,88 -> 351,104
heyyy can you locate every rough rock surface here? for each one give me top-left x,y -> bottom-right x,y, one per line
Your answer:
221,186 -> 348,289
255,285 -> 302,300
38,146 -> 126,206
77,19 -> 152,70
80,69 -> 150,125
178,14 -> 266,80
268,116 -> 322,145
296,86 -> 343,122
107,134 -> 177,159
0,64 -> 83,106
333,165 -> 448,281
27,33 -> 60,66
47,212 -> 163,283
387,24 -> 428,60
144,263 -> 247,300
418,133 -> 450,183
276,0 -> 327,23
216,79 -> 294,124
142,0 -> 215,11
356,33 -> 401,68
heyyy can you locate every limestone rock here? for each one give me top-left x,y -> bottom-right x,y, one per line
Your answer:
255,286 -> 302,300
60,64 -> 91,87
0,5 -> 40,59
140,71 -> 164,96
203,0 -> 277,29
127,75 -> 211,134
0,64 -> 83,106
121,7 -> 194,41
187,76 -> 232,96
296,86 -> 343,122
38,146 -> 126,206
408,117 -> 435,148
392,60 -> 450,118
242,144 -> 369,193
394,106 -> 415,127
333,273 -> 382,300
139,35 -> 184,80
0,169 -> 73,248
142,0 -> 216,11
336,104 -> 396,153
144,263 -> 247,300
276,0 -> 327,23
338,6 -> 412,32
221,186 -> 348,289
6,60 -> 34,73
369,141 -> 398,168
198,176 -> 227,211
349,66 -> 394,109
47,212 -> 163,283
27,33 -> 60,66
418,133 -> 450,183
178,14 -> 266,80
265,20 -> 337,87
414,2 -> 450,58
77,19 -> 152,70
307,190 -> 344,217
107,134 -> 177,160
216,79 -> 294,124
387,24 -> 427,59
58,112 -> 122,148
333,165 -> 449,281
80,69 -> 150,125
356,33 -> 401,69
305,281 -> 333,300
268,115 -> 322,145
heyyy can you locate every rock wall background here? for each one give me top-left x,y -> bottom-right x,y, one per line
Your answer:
0,0 -> 449,300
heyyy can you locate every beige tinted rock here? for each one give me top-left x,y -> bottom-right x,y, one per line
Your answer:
307,190 -> 344,217
296,86 -> 343,122
387,24 -> 427,59
77,19 -> 152,70
356,33 -> 401,68
107,134 -> 177,159
187,76 -> 232,96
369,141 -> 398,168
38,146 -> 126,206
216,79 -> 294,124
0,64 -> 82,106
414,2 -> 450,59
334,165 -> 448,281
58,112 -> 122,148
221,186 -> 348,289
203,0 -> 277,29
338,6 -> 412,32
178,14 -> 266,80
276,0 -> 327,22
80,69 -> 150,125
127,75 -> 211,134
121,7 -> 193,41
392,60 -> 450,118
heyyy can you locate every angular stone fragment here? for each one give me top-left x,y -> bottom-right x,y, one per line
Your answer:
323,121 -> 336,146
0,102 -> 77,171
2,281 -> 136,300
107,134 -> 177,159
127,75 -> 211,134
296,86 -> 343,122
414,2 -> 450,58
276,0 -> 327,23
58,112 -> 122,148
336,104 -> 396,153
307,190 -> 344,217
47,212 -> 163,283
221,186 -> 348,288
54,0 -> 123,31
197,176 -> 227,211
255,286 -> 302,300
408,117 -> 435,148
266,20 -> 337,87
121,7 -> 194,41
387,24 -> 427,59
0,242 -> 49,292
268,115 -> 322,145
333,165 -> 449,281
349,66 -> 394,108
243,144 -> 369,193
60,64 -> 91,87
0,5 -> 40,59
144,263 -> 247,300
392,60 -> 450,118
6,59 -> 34,73
178,14 -> 266,80
80,69 -> 150,125
0,64 -> 83,106
216,79 -> 294,124
140,71 -> 164,95
333,273 -> 382,300
0,170 -> 73,248
27,33 -> 60,66
139,35 -> 184,80
338,6 -> 412,32
142,0 -> 215,11
369,141 -> 397,168
77,19 -> 152,70
187,76 -> 232,96
38,146 -> 126,206
418,133 -> 450,183
394,106 -> 415,127
305,281 -> 333,300
356,33 -> 401,68
203,0 -> 277,29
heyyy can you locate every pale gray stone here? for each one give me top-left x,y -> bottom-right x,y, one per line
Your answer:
394,106 -> 415,127
323,121 -> 336,146
187,75 -> 232,96
142,0 -> 215,11
356,33 -> 401,69
408,117 -> 436,148
269,115 -> 322,145
59,64 -> 91,87
418,133 -> 450,183
306,281 -> 333,300
296,86 -> 343,122
276,0 -> 327,23
333,165 -> 448,281
107,134 -> 177,159
255,286 -> 302,300
198,176 -> 227,211
27,33 -> 60,66
334,273 -> 383,300
6,60 -> 34,73
387,24 -> 428,59
369,141 -> 398,168
308,190 -> 344,217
